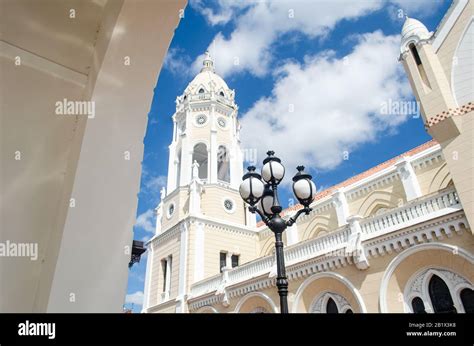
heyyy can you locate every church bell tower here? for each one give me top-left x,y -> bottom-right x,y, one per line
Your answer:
143,52 -> 258,313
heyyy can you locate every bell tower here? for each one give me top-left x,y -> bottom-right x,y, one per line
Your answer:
399,6 -> 474,230
166,51 -> 244,194
143,52 -> 258,313
161,51 -> 250,226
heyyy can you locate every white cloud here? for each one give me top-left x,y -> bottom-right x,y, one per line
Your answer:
125,291 -> 144,306
135,209 -> 155,233
190,0 -> 249,26
191,0 -> 445,78
192,0 -> 384,77
144,175 -> 167,194
389,0 -> 444,17
240,31 -> 412,175
163,47 -> 193,77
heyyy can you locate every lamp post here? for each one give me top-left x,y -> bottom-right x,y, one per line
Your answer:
239,151 -> 316,314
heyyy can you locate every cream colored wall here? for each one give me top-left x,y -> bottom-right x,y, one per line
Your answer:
258,231 -> 275,257
439,114 -> 474,231
415,159 -> 452,195
436,1 -> 473,84
161,188 -> 189,231
297,206 -> 338,241
148,233 -> 181,308
202,225 -> 258,279
200,186 -> 246,224
347,180 -> 406,218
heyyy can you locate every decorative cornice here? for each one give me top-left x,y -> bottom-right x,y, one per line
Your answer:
188,215 -> 257,237
425,102 -> 473,128
149,214 -> 257,247
364,211 -> 467,258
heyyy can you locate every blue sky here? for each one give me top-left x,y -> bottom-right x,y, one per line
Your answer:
124,0 -> 451,312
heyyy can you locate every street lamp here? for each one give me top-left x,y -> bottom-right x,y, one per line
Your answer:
239,151 -> 316,314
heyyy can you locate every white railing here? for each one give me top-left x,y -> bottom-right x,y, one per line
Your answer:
360,188 -> 460,238
190,274 -> 223,298
285,225 -> 350,264
228,256 -> 274,284
189,188 -> 461,298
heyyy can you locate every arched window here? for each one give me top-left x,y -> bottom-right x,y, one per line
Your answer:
176,149 -> 182,187
198,88 -> 204,94
409,43 -> 431,88
460,288 -> 474,313
409,43 -> 422,66
429,275 -> 456,313
326,298 -> 339,314
411,297 -> 426,314
192,143 -> 208,180
310,292 -> 352,313
217,145 -> 230,183
219,91 -> 225,97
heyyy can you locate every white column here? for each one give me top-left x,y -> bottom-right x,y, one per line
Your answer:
209,104 -> 218,183
332,189 -> 349,226
176,223 -> 188,313
245,208 -> 256,228
225,252 -> 232,269
189,162 -> 203,216
193,222 -> 205,283
167,143 -> 177,192
155,205 -> 162,234
141,243 -> 153,312
210,129 -> 217,184
287,227 -> 299,247
180,137 -> 192,187
172,117 -> 177,142
395,157 -> 422,201
164,255 -> 172,299
230,141 -> 244,189
155,187 -> 166,234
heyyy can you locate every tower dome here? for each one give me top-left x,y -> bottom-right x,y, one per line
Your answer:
400,16 -> 432,54
184,51 -> 231,97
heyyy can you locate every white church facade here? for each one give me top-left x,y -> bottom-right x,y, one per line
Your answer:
142,0 -> 474,313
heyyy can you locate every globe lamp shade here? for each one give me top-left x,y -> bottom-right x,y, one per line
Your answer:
261,151 -> 285,184
239,166 -> 264,205
292,166 -> 316,206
